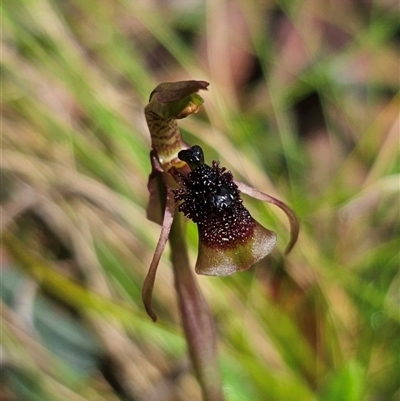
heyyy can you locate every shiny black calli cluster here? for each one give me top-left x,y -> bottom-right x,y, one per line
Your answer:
173,146 -> 255,248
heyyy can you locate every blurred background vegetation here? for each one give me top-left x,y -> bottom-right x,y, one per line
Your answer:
1,0 -> 399,400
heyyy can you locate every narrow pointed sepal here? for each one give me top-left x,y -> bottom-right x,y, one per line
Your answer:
195,221 -> 277,276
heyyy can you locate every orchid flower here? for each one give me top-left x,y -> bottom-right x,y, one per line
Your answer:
142,80 -> 298,400
143,80 -> 299,322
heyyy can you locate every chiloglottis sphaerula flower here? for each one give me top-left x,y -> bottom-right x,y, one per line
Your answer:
142,80 -> 299,321
173,145 -> 277,276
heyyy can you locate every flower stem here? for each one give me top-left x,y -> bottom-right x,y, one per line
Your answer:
169,213 -> 225,401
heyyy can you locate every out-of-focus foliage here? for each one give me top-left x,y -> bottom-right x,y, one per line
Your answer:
1,0 -> 399,400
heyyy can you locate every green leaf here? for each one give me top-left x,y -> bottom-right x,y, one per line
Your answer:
320,361 -> 366,401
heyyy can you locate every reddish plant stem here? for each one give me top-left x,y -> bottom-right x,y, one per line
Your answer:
169,214 -> 225,401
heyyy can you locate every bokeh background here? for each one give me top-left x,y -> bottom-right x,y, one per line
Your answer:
2,0 -> 399,400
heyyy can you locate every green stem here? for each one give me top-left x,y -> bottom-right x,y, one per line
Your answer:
169,214 -> 225,401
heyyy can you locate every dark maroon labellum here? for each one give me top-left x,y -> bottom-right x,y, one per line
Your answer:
173,146 -> 256,249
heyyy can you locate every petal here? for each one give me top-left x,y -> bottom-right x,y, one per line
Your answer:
146,151 -> 167,225
235,181 -> 299,254
195,220 -> 277,276
142,190 -> 176,322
